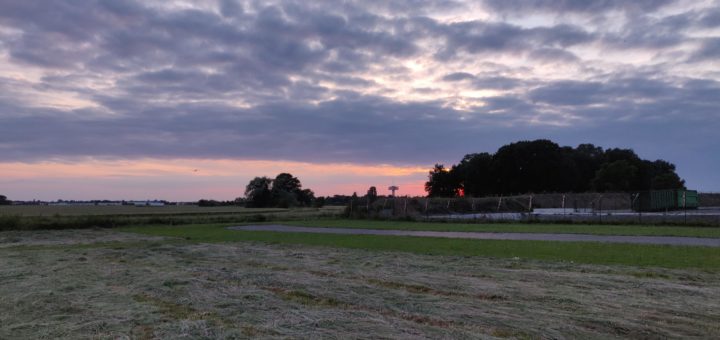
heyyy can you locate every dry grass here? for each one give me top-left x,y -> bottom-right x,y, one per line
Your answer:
1,229 -> 719,339
0,205 -> 290,217
0,206 -> 345,231
0,228 -> 166,248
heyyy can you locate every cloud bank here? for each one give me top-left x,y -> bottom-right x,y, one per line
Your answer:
1,0 -> 719,193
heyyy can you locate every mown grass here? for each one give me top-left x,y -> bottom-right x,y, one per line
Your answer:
287,219 -> 720,238
120,224 -> 720,270
4,231 -> 719,339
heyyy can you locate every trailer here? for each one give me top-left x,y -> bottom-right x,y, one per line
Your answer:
632,189 -> 698,212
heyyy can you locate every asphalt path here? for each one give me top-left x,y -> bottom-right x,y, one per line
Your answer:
229,225 -> 720,247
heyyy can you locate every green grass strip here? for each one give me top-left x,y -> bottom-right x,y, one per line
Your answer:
286,219 -> 720,238
121,224 -> 720,270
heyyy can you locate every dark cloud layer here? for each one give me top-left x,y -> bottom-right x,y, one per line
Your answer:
0,0 -> 719,189
483,0 -> 675,14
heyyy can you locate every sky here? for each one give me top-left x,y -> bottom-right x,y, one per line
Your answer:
1,0 -> 719,201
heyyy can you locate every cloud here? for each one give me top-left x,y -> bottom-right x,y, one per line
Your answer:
442,72 -> 476,81
219,0 -> 244,18
0,0 -> 719,193
482,0 -> 676,14
434,21 -> 594,59
690,37 -> 720,61
528,48 -> 580,63
698,6 -> 720,27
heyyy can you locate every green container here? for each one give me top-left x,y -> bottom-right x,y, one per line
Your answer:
676,190 -> 699,209
632,189 -> 698,212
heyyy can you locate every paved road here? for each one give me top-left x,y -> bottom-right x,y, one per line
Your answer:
229,225 -> 720,247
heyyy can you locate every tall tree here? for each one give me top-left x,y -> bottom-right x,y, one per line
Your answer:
273,173 -> 301,193
244,177 -> 273,207
0,195 -> 10,205
649,160 -> 685,189
425,164 -> 460,197
271,173 -> 302,207
571,143 -> 605,191
592,160 -> 638,192
366,186 -> 378,202
297,188 -> 316,206
489,140 -> 576,194
452,153 -> 493,197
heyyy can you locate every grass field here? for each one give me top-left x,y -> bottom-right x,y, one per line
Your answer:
2,228 -> 720,338
287,219 -> 720,238
0,204 -> 332,216
121,224 -> 720,270
3,212 -> 720,338
0,205 -> 345,230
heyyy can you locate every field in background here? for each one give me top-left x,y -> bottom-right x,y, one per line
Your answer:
2,228 -> 719,338
0,205 -> 344,231
701,193 -> 720,206
0,205 -> 289,216
5,196 -> 720,231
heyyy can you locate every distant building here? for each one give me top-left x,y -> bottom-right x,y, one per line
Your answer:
96,202 -> 122,206
132,200 -> 165,207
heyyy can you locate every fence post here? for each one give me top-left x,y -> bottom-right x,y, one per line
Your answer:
447,200 -> 451,219
683,191 -> 687,225
631,193 -> 641,224
394,197 -> 398,217
472,198 -> 476,221
528,195 -> 533,212
497,196 -> 503,221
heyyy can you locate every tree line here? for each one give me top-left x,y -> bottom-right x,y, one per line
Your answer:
426,139 -> 686,197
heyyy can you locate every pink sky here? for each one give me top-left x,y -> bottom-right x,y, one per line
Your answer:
0,158 -> 429,201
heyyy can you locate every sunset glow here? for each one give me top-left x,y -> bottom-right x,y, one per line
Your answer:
0,159 -> 428,200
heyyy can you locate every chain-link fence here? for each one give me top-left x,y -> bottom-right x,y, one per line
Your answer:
344,193 -> 720,225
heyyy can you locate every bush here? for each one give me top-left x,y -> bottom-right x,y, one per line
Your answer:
0,215 -> 21,230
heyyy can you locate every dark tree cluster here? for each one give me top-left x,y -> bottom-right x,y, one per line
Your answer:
366,186 -> 378,203
0,195 -> 11,205
244,173 -> 318,208
322,195 -> 355,206
197,198 -> 244,207
426,139 -> 685,197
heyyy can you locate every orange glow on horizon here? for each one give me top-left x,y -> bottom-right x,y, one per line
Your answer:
0,159 -> 427,179
0,158 -> 430,200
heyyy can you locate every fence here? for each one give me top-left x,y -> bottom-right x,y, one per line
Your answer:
345,193 -> 720,225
